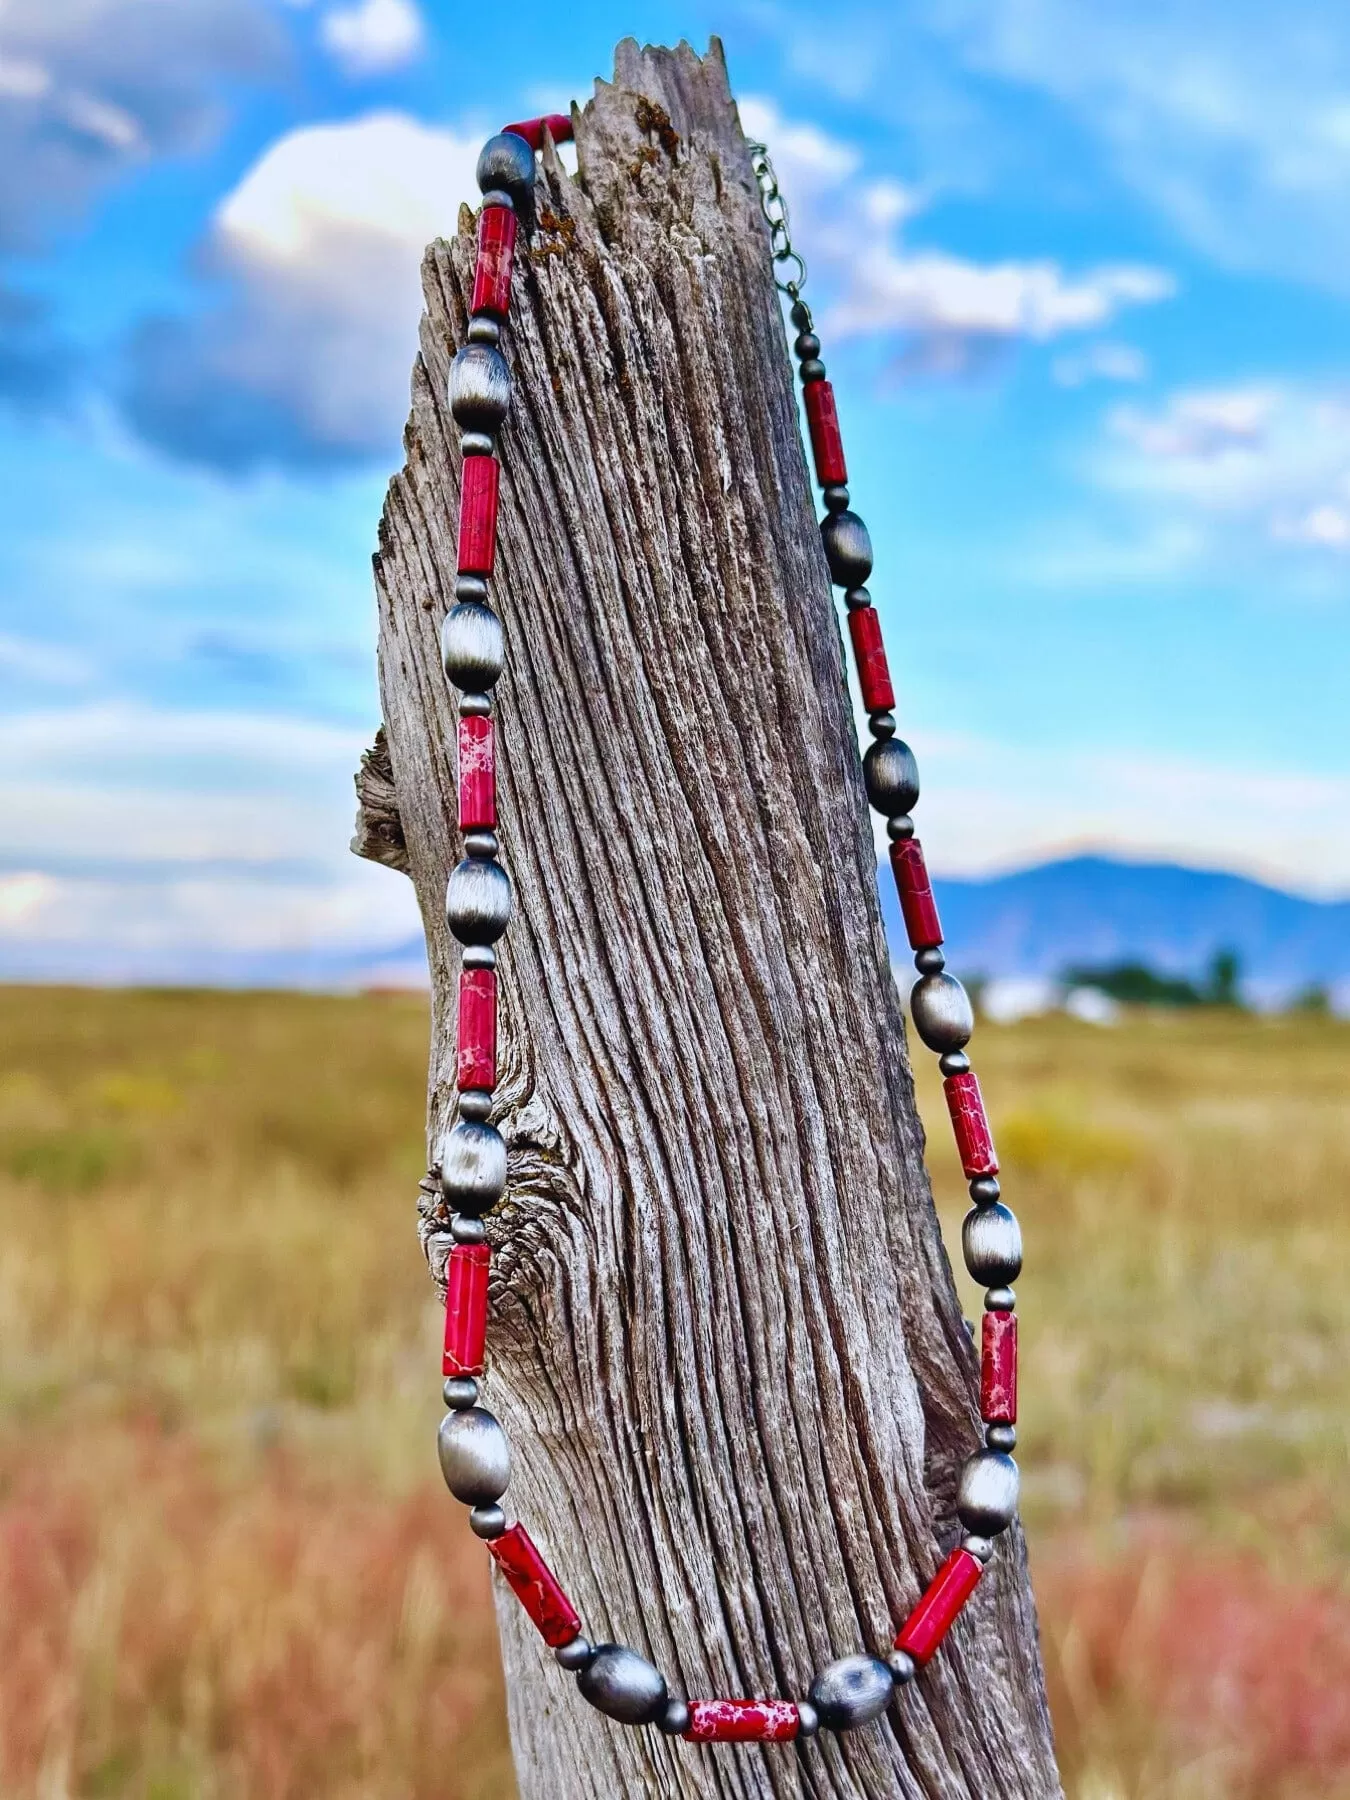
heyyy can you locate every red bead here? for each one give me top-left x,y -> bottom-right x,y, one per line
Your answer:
457,713 -> 496,830
457,456 -> 500,575
890,837 -> 943,950
684,1699 -> 800,1743
488,1525 -> 582,1647
456,967 -> 497,1092
501,113 -> 574,149
944,1070 -> 999,1177
803,379 -> 848,486
981,1310 -> 1018,1424
846,605 -> 895,712
470,202 -> 517,317
442,1242 -> 490,1377
895,1549 -> 983,1665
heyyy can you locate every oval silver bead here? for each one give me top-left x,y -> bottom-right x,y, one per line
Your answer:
956,1449 -> 1020,1536
820,509 -> 874,587
962,1202 -> 1022,1285
442,599 -> 503,690
440,1120 -> 507,1213
449,344 -> 511,434
909,971 -> 974,1053
863,736 -> 919,816
437,1406 -> 511,1504
577,1644 -> 669,1724
807,1654 -> 894,1731
476,131 -> 536,203
446,856 -> 512,945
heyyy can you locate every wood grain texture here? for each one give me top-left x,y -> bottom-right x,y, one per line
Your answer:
359,37 -> 1060,1799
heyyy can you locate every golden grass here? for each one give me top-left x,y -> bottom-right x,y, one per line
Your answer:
0,987 -> 1346,1796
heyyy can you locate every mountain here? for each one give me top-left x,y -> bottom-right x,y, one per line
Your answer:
882,855 -> 1350,1006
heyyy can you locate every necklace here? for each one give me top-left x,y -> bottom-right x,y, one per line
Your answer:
431,114 -> 1024,1746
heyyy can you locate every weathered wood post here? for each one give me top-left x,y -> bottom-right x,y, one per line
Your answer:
355,37 -> 1060,1799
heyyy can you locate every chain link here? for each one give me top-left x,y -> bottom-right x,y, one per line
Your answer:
745,140 -> 808,307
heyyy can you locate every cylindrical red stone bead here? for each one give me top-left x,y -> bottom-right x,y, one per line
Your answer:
895,1549 -> 983,1665
502,113 -> 574,149
442,1242 -> 490,1377
470,202 -> 517,317
944,1069 -> 999,1177
457,713 -> 496,830
456,967 -> 497,1092
890,836 -> 943,950
981,1309 -> 1018,1424
803,378 -> 848,486
457,456 -> 500,575
847,605 -> 895,712
684,1699 -> 800,1743
488,1525 -> 582,1647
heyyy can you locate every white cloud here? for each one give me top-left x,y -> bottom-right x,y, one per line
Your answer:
320,0 -> 423,76
1052,341 -> 1148,387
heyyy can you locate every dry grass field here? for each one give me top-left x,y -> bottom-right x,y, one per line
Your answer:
0,984 -> 1346,1798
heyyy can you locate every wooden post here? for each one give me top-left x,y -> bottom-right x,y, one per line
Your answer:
355,37 -> 1060,1799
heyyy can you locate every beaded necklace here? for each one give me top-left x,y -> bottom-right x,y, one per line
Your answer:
432,115 -> 1024,1746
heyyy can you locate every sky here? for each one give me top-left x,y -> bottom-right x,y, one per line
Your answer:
1,0 -> 1348,981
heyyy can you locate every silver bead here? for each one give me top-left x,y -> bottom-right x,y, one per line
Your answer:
986,1423 -> 1017,1453
985,1285 -> 1016,1311
886,813 -> 915,841
440,1120 -> 507,1213
914,944 -> 945,973
443,1375 -> 479,1409
794,331 -> 820,359
476,132 -> 536,206
961,1533 -> 994,1563
799,358 -> 826,382
844,585 -> 871,611
820,510 -> 873,587
464,829 -> 498,860
437,1406 -> 511,1504
823,484 -> 850,513
939,1050 -> 970,1076
461,430 -> 494,457
446,857 -> 512,945
467,317 -> 501,347
962,1203 -> 1022,1285
470,1503 -> 507,1539
956,1449 -> 1019,1536
455,574 -> 489,604
863,736 -> 919,816
656,1698 -> 690,1736
462,945 -> 496,970
868,709 -> 896,740
478,188 -> 514,212
555,1635 -> 595,1671
450,1212 -> 486,1243
458,691 -> 492,717
458,1089 -> 492,1122
885,1649 -> 916,1685
577,1645 -> 668,1725
969,1174 -> 1000,1205
909,972 -> 974,1053
449,344 -> 511,433
807,1654 -> 894,1731
795,1699 -> 819,1737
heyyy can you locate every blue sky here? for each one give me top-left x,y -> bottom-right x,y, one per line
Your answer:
1,0 -> 1348,980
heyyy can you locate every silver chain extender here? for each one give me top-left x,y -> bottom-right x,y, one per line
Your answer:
746,140 -> 810,318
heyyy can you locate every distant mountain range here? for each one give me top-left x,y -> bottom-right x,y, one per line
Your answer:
884,855 -> 1350,1006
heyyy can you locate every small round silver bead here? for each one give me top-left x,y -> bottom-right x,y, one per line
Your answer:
478,188 -> 514,212
794,331 -> 820,360
939,1050 -> 970,1076
437,1406 -> 511,1505
460,430 -> 494,457
440,1120 -> 507,1214
956,1449 -> 1019,1536
476,131 -> 536,206
450,344 -> 511,434
820,509 -> 874,587
470,1504 -> 507,1539
795,1700 -> 819,1737
455,574 -> 489,604
799,358 -> 826,382
986,1423 -> 1017,1452
909,971 -> 974,1053
555,1635 -> 595,1671
577,1645 -> 669,1725
807,1654 -> 894,1731
985,1285 -> 1016,1312
466,317 -> 501,347
868,709 -> 896,740
449,1212 -> 487,1244
969,1174 -> 1000,1206
462,944 -> 496,970
458,691 -> 492,717
887,813 -> 915,841
961,1534 -> 994,1563
656,1698 -> 690,1736
446,857 -> 512,945
844,585 -> 871,611
443,1375 -> 479,1409
885,1649 -> 916,1685
823,484 -> 850,513
464,829 -> 499,860
962,1202 -> 1022,1285
863,736 -> 919,816
458,1089 -> 492,1122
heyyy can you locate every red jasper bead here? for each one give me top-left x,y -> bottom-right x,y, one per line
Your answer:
501,113 -> 574,149
890,836 -> 943,950
488,1524 -> 583,1647
471,202 -> 517,318
442,1242 -> 490,1377
847,605 -> 895,712
944,1070 -> 999,1177
981,1309 -> 1018,1424
803,378 -> 848,487
456,967 -> 497,1092
895,1548 -> 983,1665
457,714 -> 496,830
684,1699 -> 800,1743
457,456 -> 500,575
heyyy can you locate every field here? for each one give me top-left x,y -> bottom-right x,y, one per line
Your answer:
0,986 -> 1346,1798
